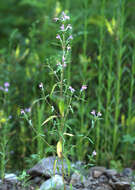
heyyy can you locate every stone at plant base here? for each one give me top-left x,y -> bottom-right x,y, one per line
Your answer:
70,171 -> 86,188
39,174 -> 64,190
122,168 -> 133,177
65,185 -> 78,190
27,156 -> 69,178
114,181 -> 131,190
95,184 -> 113,190
84,176 -> 99,189
4,173 -> 18,184
32,176 -> 42,184
88,167 -> 106,178
104,169 -> 118,177
98,175 -> 108,183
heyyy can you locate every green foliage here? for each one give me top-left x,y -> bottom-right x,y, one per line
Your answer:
123,135 -> 135,144
110,160 -> 123,172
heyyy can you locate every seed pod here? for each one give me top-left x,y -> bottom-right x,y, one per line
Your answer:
57,140 -> 62,158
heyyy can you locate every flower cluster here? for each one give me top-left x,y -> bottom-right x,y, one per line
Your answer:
0,82 -> 10,92
91,110 -> 102,117
69,86 -> 75,93
80,85 -> 87,92
21,108 -> 31,115
68,85 -> 87,93
54,12 -> 73,68
54,11 -> 70,22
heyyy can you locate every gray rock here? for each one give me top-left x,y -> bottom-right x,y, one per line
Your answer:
65,185 -> 78,190
98,175 -> 108,183
88,167 -> 106,178
111,175 -> 120,182
4,173 -> 18,184
114,181 -> 131,190
39,175 -> 64,190
104,169 -> 118,177
32,176 -> 42,184
95,184 -> 113,190
70,171 -> 86,188
122,168 -> 133,177
27,156 -> 69,178
84,177 -> 99,189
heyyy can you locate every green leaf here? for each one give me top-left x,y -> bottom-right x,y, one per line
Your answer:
123,134 -> 135,144
58,100 -> 65,117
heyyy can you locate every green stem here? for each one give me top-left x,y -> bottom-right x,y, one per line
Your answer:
104,47 -> 113,152
96,0 -> 105,162
113,0 -> 125,157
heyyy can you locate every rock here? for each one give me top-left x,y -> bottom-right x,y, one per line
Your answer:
108,178 -> 116,189
88,167 -> 106,178
93,170 -> 103,178
4,173 -> 18,184
95,184 -> 113,190
70,171 -> 86,188
84,176 -> 99,189
114,181 -> 131,190
122,168 -> 133,177
32,176 -> 42,184
104,169 -> 118,177
65,185 -> 78,190
111,175 -> 120,182
0,182 -> 16,190
27,156 -> 69,178
39,175 -> 64,190
98,175 -> 108,183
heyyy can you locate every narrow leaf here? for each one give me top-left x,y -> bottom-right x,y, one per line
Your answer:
41,115 -> 57,126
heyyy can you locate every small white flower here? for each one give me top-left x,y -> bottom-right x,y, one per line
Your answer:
92,150 -> 97,156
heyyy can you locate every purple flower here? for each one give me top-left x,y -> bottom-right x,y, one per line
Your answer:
60,24 -> 65,31
4,82 -> 10,87
68,35 -> 73,40
97,112 -> 102,117
21,109 -> 25,114
69,86 -> 75,93
91,110 -> 96,116
92,150 -> 97,156
25,108 -> 31,113
61,12 -> 70,21
56,34 -> 61,40
80,85 -> 87,92
5,88 -> 8,92
91,110 -> 102,117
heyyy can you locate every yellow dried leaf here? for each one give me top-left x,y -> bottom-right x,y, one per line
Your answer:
57,140 -> 62,158
41,115 -> 57,126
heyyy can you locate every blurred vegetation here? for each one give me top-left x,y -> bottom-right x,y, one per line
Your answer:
0,0 -> 135,171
